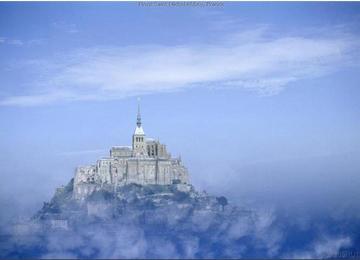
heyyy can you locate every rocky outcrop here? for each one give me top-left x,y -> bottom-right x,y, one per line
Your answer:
1,179 -> 291,259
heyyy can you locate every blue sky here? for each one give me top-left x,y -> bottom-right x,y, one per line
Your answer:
1,2 -> 360,220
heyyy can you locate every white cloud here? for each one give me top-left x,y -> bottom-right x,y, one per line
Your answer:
8,39 -> 24,46
51,21 -> 79,34
1,27 -> 359,106
0,37 -> 24,46
58,149 -> 108,156
288,235 -> 352,259
0,37 -> 44,47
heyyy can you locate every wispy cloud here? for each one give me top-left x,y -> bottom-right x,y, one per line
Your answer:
0,37 -> 45,47
1,26 -> 359,106
0,37 -> 24,46
287,235 -> 352,259
58,149 -> 108,156
51,21 -> 79,34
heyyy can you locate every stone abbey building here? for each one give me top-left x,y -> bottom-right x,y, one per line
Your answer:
73,104 -> 190,200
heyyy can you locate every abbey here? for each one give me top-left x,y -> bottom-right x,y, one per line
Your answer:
73,103 -> 190,200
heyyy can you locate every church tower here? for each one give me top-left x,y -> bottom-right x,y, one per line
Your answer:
132,100 -> 147,157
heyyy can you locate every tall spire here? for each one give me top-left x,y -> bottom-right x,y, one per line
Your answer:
136,97 -> 141,127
